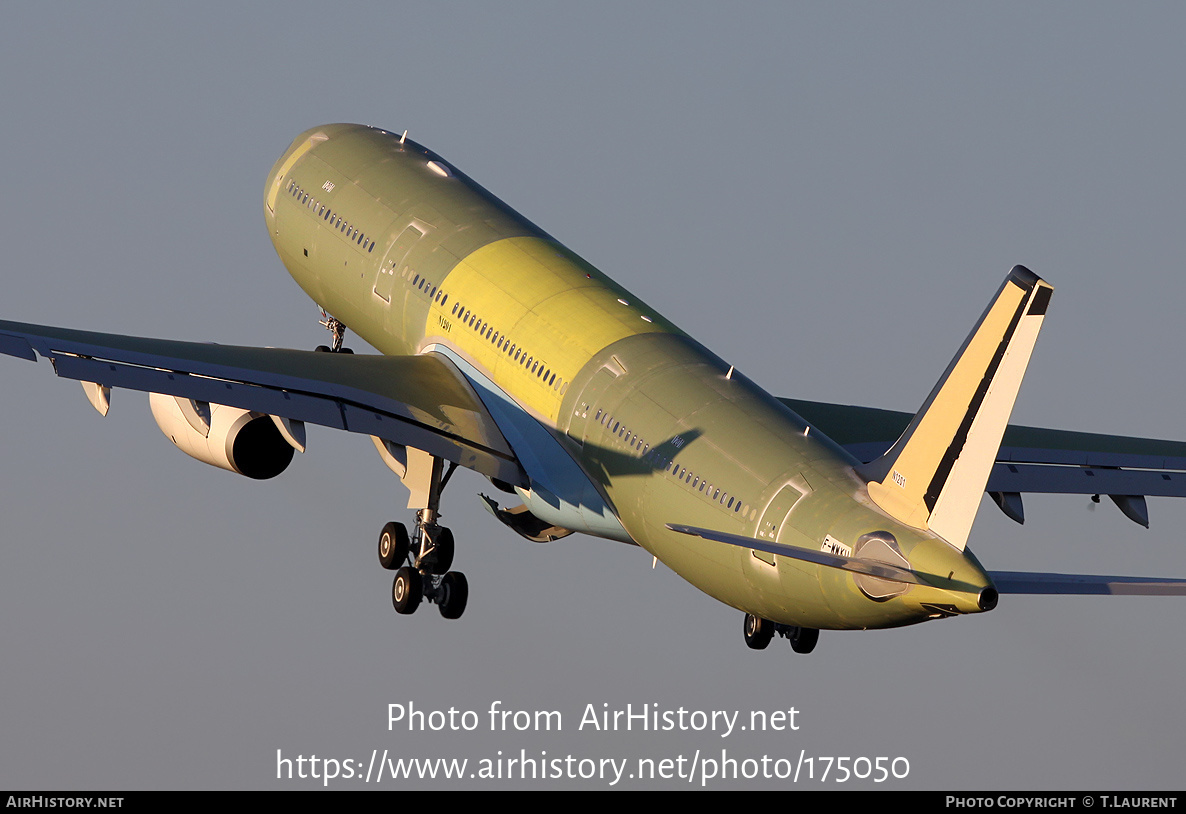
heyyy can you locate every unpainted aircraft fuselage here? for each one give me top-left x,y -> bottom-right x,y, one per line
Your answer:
265,124 -> 991,631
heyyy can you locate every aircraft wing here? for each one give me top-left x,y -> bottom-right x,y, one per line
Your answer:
782,397 -> 1186,527
0,319 -> 525,486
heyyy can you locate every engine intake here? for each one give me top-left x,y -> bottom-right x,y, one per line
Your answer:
149,393 -> 298,479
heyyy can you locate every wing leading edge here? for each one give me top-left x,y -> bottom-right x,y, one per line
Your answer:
0,319 -> 526,486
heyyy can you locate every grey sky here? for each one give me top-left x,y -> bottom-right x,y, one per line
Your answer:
0,3 -> 1183,789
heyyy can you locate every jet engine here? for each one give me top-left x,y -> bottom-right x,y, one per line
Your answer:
148,392 -> 303,480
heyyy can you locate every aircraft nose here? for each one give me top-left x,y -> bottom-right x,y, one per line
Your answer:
264,126 -> 332,217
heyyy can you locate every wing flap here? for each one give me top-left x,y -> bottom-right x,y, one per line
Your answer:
986,464 -> 1186,498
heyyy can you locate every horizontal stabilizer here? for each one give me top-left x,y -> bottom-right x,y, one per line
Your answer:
858,266 -> 1053,551
666,524 -> 924,585
989,571 -> 1186,596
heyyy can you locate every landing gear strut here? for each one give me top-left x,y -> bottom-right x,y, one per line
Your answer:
376,448 -> 469,619
315,310 -> 353,353
742,612 -> 819,654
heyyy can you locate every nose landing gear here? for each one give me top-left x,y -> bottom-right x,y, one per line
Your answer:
316,310 -> 353,353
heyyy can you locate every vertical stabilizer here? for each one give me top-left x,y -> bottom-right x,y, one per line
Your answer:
858,266 -> 1052,550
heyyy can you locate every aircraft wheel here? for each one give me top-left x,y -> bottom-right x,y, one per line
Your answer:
789,626 -> 819,654
339,347 -> 354,354
315,345 -> 331,353
743,613 -> 774,650
438,571 -> 469,619
427,527 -> 454,574
378,522 -> 410,570
392,567 -> 422,614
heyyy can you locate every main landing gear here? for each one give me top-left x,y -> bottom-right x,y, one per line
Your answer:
307,311 -> 470,617
379,517 -> 468,619
743,613 -> 819,654
376,449 -> 469,620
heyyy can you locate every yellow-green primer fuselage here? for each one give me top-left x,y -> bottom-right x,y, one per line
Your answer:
265,124 -> 993,631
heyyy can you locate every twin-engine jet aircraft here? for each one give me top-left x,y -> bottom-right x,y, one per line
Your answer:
3,123 -> 1185,653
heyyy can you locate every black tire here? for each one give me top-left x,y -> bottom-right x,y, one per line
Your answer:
378,522 -> 410,570
339,347 -> 354,354
392,567 -> 422,614
427,526 -> 454,575
314,345 -> 331,353
789,626 -> 819,654
438,571 -> 469,619
743,613 -> 774,650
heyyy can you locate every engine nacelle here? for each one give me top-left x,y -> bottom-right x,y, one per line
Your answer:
149,393 -> 297,479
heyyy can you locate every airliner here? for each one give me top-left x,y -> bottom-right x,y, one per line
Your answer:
3,123 -> 1184,654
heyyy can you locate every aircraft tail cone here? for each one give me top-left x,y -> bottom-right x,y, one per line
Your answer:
978,586 -> 999,612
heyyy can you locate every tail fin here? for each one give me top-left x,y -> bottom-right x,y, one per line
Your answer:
858,266 -> 1052,550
